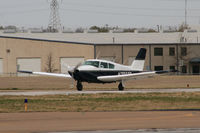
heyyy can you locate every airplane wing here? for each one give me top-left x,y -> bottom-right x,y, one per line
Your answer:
18,70 -> 72,78
97,71 -> 168,82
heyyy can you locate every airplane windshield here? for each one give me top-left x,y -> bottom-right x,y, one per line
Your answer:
83,61 -> 99,68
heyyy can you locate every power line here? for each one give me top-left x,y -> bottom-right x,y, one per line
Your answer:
61,1 -> 200,12
0,8 -> 49,16
185,0 -> 187,26
60,8 -> 200,18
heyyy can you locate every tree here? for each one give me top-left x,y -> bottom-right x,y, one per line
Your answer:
44,53 -> 58,73
124,28 -> 136,33
75,27 -> 84,33
89,25 -> 109,33
178,23 -> 189,32
172,45 -> 192,74
148,29 -> 156,33
5,25 -> 17,30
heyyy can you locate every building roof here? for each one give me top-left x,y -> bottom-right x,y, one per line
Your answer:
0,30 -> 200,44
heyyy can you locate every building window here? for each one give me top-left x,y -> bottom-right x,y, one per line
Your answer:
181,47 -> 187,56
154,66 -> 163,71
169,47 -> 175,56
154,48 -> 163,56
181,65 -> 187,73
170,66 -> 175,71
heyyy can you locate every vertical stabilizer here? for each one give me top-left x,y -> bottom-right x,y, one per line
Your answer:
131,48 -> 147,71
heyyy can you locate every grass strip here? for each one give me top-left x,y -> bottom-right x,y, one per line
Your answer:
1,92 -> 200,113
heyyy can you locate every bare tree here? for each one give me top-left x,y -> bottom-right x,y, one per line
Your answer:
178,23 -> 189,32
174,45 -> 192,73
45,52 -> 58,72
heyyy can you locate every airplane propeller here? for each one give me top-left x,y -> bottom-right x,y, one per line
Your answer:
68,62 -> 82,89
61,62 -> 82,89
62,62 -> 81,74
69,62 -> 82,74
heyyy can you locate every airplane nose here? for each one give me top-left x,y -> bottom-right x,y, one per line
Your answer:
74,69 -> 79,73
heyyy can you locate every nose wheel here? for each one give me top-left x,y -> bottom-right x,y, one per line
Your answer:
118,82 -> 124,91
77,81 -> 83,91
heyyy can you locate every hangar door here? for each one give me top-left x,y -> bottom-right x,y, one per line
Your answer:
0,59 -> 3,74
60,57 -> 84,73
17,58 -> 41,76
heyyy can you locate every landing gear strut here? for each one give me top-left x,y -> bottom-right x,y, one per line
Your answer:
77,81 -> 83,91
118,82 -> 124,91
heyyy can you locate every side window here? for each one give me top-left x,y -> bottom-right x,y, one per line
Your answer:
154,48 -> 163,56
181,65 -> 187,73
154,66 -> 163,71
170,66 -> 175,71
169,47 -> 175,56
93,61 -> 99,68
109,63 -> 115,69
100,62 -> 108,68
181,47 -> 187,56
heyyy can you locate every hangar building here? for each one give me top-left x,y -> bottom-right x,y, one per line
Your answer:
0,29 -> 200,75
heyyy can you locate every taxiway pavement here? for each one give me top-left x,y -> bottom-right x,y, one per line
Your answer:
1,112 -> 200,133
47,129 -> 200,133
1,88 -> 200,96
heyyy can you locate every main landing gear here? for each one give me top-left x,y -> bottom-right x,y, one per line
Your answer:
76,81 -> 124,91
76,81 -> 83,91
118,82 -> 124,91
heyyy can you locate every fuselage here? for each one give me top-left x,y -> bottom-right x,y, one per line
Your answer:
68,59 -> 142,83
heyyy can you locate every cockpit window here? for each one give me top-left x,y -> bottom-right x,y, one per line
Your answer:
83,61 -> 99,68
109,63 -> 115,69
100,62 -> 108,68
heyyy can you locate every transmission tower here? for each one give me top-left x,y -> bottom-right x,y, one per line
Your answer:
48,0 -> 61,32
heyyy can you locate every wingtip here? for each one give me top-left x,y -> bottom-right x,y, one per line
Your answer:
17,70 -> 33,74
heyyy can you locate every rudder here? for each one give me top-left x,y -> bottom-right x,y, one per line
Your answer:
131,48 -> 147,71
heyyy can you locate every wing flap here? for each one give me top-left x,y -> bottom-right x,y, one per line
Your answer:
18,70 -> 71,78
97,71 -> 156,82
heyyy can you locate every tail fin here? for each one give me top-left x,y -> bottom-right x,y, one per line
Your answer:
131,48 -> 147,71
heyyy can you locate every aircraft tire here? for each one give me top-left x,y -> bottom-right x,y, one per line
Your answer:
118,83 -> 124,91
77,82 -> 83,91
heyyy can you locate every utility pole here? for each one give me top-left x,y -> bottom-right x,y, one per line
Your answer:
185,0 -> 187,27
48,0 -> 61,32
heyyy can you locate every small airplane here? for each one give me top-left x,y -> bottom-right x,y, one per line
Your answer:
18,48 -> 171,91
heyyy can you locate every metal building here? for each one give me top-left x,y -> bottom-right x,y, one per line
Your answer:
0,30 -> 200,75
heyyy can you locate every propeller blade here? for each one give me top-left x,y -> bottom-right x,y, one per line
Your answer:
68,62 -> 82,74
73,62 -> 82,71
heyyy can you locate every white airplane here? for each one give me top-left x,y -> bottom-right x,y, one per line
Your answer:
18,48 -> 170,91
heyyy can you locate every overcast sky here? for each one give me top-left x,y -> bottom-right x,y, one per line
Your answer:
0,0 -> 200,29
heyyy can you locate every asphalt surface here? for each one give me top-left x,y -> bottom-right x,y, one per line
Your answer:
1,89 -> 200,133
1,88 -> 200,96
1,112 -> 200,133
48,129 -> 200,133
